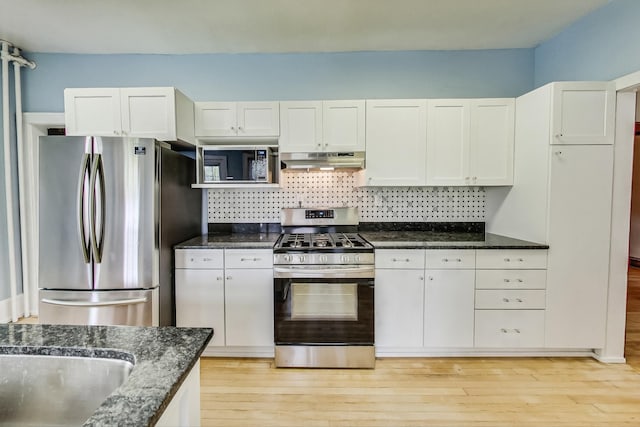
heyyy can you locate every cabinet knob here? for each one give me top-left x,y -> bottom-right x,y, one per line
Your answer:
504,258 -> 511,262
238,126 -> 243,131
503,298 -> 510,303
217,277 -> 223,281
226,276 -> 231,280
516,298 -> 523,303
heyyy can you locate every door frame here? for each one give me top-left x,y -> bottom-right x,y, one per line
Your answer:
597,72 -> 640,362
21,112 -> 65,315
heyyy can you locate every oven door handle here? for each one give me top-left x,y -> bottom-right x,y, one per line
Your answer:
274,266 -> 375,279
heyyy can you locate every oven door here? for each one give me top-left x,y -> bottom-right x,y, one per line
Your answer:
274,267 -> 374,345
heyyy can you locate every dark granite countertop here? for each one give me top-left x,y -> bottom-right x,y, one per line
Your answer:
0,324 -> 212,427
175,231 -> 547,250
360,231 -> 548,249
175,232 -> 281,249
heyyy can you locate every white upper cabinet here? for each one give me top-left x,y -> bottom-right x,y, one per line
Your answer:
194,101 -> 280,138
279,100 -> 365,153
426,98 -> 514,186
279,101 -> 323,152
64,87 -> 195,144
322,100 -> 366,152
365,99 -> 428,186
426,100 -> 470,186
551,82 -> 615,145
470,99 -> 515,185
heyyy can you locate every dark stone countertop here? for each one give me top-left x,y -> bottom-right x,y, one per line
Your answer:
360,231 -> 549,249
174,231 -> 547,250
175,232 -> 281,249
0,324 -> 212,427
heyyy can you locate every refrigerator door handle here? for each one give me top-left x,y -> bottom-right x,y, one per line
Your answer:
77,152 -> 91,263
40,297 -> 148,307
89,153 -> 106,263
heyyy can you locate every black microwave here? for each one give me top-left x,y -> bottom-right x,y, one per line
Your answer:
201,146 -> 278,183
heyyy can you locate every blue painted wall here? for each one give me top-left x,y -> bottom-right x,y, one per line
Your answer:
535,0 -> 640,86
22,49 -> 534,112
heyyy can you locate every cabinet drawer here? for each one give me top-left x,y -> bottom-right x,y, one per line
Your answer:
425,250 -> 475,269
476,250 -> 547,269
375,249 -> 425,269
475,270 -> 546,290
475,310 -> 545,348
225,249 -> 273,269
475,290 -> 546,310
175,249 -> 224,269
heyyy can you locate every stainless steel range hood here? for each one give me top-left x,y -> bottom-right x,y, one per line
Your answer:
280,152 -> 365,170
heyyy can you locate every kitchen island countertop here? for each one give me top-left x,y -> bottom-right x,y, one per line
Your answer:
0,324 -> 212,427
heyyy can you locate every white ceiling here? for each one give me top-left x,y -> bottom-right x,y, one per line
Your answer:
1,0 -> 610,54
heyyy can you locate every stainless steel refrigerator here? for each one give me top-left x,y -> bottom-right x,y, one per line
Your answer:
38,136 -> 201,326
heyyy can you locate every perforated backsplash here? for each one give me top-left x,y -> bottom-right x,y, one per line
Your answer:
207,171 -> 486,223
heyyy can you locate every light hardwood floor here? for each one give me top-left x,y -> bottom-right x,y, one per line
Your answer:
199,268 -> 640,427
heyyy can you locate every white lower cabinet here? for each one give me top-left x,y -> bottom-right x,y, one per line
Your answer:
474,310 -> 545,348
474,249 -> 548,349
175,248 -> 273,353
424,269 -> 475,348
375,268 -> 425,348
375,248 -> 549,354
224,267 -> 274,347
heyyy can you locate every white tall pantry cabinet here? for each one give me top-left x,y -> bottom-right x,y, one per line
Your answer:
489,81 -> 615,349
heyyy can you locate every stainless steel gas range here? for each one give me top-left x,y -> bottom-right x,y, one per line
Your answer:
273,207 -> 375,368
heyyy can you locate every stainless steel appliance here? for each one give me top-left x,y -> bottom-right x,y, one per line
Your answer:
198,145 -> 278,183
279,151 -> 365,170
38,136 -> 201,326
273,207 -> 375,368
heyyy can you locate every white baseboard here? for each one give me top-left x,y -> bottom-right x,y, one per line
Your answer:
0,294 -> 25,323
592,354 -> 627,364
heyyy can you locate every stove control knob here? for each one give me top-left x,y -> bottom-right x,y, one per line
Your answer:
283,255 -> 292,263
341,255 -> 350,263
298,255 -> 306,263
320,255 -> 328,263
355,255 -> 362,263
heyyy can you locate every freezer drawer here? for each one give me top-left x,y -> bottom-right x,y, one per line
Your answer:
39,289 -> 156,326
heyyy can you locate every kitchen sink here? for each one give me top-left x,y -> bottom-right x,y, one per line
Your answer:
0,353 -> 134,426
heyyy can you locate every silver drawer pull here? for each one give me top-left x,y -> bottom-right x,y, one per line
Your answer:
518,258 -> 524,262
517,279 -> 524,283
442,258 -> 462,262
503,298 -> 510,303
500,328 -> 508,333
240,257 -> 261,262
514,329 -> 521,334
503,279 -> 510,283
516,298 -> 523,303
391,258 -> 410,262
504,258 -> 511,262
500,328 -> 521,334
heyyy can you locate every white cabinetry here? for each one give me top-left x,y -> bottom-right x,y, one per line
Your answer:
194,102 -> 279,138
424,250 -> 475,348
279,100 -> 365,153
474,249 -> 547,348
175,249 -> 225,347
551,82 -> 615,145
64,87 -> 195,144
175,248 -> 274,355
375,250 -> 425,349
426,99 -> 514,186
224,249 -> 274,347
365,100 -> 427,186
155,360 -> 201,427
488,81 -> 614,350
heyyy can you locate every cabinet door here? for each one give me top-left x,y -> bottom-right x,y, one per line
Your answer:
225,269 -> 274,347
323,100 -> 365,152
551,82 -> 615,145
175,269 -> 225,347
469,99 -> 514,186
120,87 -> 176,140
194,102 -> 237,137
365,100 -> 427,186
64,88 -> 121,136
279,101 -> 323,153
545,145 -> 613,348
424,269 -> 475,348
237,102 -> 280,137
375,269 -> 424,348
426,100 -> 470,186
